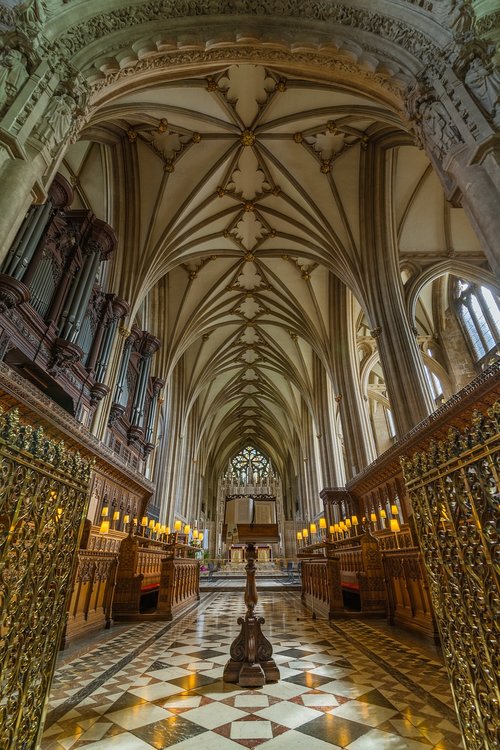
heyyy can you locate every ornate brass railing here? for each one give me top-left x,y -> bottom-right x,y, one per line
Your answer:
402,402 -> 500,750
0,407 -> 92,750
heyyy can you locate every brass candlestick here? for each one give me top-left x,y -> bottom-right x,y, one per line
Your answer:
223,542 -> 279,687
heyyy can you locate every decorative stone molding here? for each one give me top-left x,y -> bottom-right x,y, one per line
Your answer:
53,1 -> 443,67
87,45 -> 408,105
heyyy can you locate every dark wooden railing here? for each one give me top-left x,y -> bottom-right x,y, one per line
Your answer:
64,550 -> 118,646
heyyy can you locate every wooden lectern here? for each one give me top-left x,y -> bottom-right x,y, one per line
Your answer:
222,521 -> 280,687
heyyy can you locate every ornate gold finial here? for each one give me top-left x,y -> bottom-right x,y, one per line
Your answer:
244,201 -> 255,212
240,129 -> 256,146
270,229 -> 277,237
164,161 -> 175,173
244,252 -> 255,261
127,129 -> 137,143
158,118 -> 168,133
192,132 -> 202,143
320,160 -> 331,173
206,77 -> 218,92
293,132 -> 303,143
281,254 -> 289,260
275,78 -> 287,92
327,120 -> 338,134
217,187 -> 226,197
189,270 -> 197,280
302,271 -> 310,280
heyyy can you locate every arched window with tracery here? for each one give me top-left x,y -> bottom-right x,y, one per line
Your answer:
228,445 -> 273,484
455,280 -> 500,365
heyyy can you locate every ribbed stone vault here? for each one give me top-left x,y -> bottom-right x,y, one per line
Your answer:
60,58 -> 484,500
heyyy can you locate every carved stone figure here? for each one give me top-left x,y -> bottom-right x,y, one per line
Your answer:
16,0 -> 47,27
449,0 -> 475,38
37,93 -> 75,149
418,97 -> 461,158
0,48 -> 29,111
464,57 -> 500,118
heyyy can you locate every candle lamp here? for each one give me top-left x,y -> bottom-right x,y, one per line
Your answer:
198,532 -> 204,543
99,520 -> 110,534
101,507 -> 109,518
351,515 -> 359,534
390,517 -> 401,548
174,520 -> 182,532
296,531 -> 303,545
391,504 -> 399,516
329,525 -> 335,541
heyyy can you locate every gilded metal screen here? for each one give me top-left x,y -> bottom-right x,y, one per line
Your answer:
0,408 -> 92,750
402,402 -> 499,750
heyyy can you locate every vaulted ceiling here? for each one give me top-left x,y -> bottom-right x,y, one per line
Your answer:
61,62 -> 483,482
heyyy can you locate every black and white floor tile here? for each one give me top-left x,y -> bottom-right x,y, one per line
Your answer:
41,592 -> 463,749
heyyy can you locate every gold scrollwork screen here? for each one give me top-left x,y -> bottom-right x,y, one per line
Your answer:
0,408 -> 92,750
402,403 -> 499,750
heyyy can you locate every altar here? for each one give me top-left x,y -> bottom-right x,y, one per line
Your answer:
229,545 -> 271,563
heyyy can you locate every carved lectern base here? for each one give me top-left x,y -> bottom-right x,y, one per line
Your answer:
223,542 -> 279,687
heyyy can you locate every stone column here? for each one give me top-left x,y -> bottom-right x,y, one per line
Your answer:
0,157 -> 40,266
330,274 -> 376,475
361,143 -> 435,437
446,144 -> 500,280
311,352 -> 346,486
405,21 -> 500,280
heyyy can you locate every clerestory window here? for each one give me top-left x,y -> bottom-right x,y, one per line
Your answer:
455,280 -> 500,365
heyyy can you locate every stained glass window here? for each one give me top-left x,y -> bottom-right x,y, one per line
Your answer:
228,445 -> 273,483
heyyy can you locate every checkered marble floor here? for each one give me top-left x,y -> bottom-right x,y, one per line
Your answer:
41,592 -> 463,750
